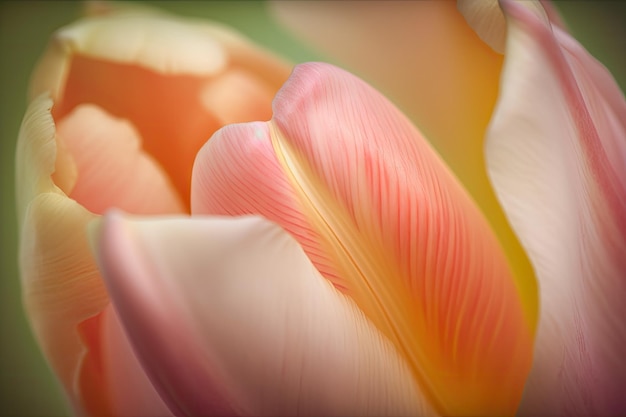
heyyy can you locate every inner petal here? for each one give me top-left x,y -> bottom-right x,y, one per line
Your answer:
53,55 -> 223,206
55,104 -> 185,215
269,63 -> 533,416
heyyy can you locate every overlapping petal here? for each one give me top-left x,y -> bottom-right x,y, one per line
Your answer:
192,62 -> 533,415
93,212 -> 433,416
16,95 -> 174,416
16,4 -> 294,414
30,4 -> 289,204
269,0 -> 538,330
486,2 -> 626,415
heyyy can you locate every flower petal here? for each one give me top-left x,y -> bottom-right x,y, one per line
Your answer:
56,104 -> 185,215
19,191 -> 108,416
15,94 -> 57,223
193,62 -> 533,415
457,0 -> 507,53
93,212 -> 434,417
269,0 -> 538,331
15,95 -> 175,415
30,7 -> 290,205
486,2 -> 626,415
29,9 -> 228,101
100,304 -> 172,417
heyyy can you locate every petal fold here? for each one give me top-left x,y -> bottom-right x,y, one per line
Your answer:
457,0 -> 507,53
15,94 -> 177,415
29,9 -> 227,101
94,212 -> 434,417
56,104 -> 185,214
30,6 -> 291,206
269,0 -> 538,332
486,2 -> 626,415
193,62 -> 533,416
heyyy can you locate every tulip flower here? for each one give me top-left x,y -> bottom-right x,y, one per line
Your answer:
16,4 -> 289,415
14,1 -> 626,417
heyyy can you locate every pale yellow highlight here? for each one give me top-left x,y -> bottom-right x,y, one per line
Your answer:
271,121 -> 449,415
270,0 -> 538,332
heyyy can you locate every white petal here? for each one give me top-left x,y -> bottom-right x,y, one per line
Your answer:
486,2 -> 626,415
94,213 -> 436,416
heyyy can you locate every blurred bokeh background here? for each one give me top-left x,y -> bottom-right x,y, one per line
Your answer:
1,1 -> 624,415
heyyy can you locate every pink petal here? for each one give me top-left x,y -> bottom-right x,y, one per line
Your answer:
100,304 -> 172,417
486,2 -> 626,415
269,0 -> 539,332
192,62 -> 533,415
93,212 -> 434,416
56,104 -> 185,215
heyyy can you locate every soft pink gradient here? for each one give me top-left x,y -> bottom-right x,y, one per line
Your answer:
487,1 -> 626,415
95,212 -> 432,416
191,62 -> 532,415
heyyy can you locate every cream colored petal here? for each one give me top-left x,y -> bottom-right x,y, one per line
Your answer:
83,1 -> 291,89
16,94 -> 107,415
29,10 -> 228,102
457,0 -> 507,53
19,192 -> 108,416
15,94 -> 179,415
486,1 -> 626,415
29,5 -> 291,104
94,213 -> 434,416
15,94 -> 63,224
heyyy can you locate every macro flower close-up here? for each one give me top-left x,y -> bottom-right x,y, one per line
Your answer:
1,1 -> 625,416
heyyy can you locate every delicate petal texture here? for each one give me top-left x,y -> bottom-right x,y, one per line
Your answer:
15,94 -> 58,223
19,192 -> 108,416
486,2 -> 626,415
94,212 -> 435,417
30,7 -> 290,205
270,0 -> 538,329
100,304 -> 172,417
200,69 -> 275,126
56,104 -> 185,214
193,121 -> 343,287
457,0 -> 507,53
15,95 -> 179,415
193,62 -> 533,416
16,95 -> 106,415
29,10 -> 228,101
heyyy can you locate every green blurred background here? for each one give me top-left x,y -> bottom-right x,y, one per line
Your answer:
0,1 -> 624,415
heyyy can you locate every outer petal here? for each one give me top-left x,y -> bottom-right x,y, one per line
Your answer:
30,6 -> 290,205
193,63 -> 533,416
486,2 -> 626,415
15,95 -> 175,416
269,0 -> 538,331
93,212 -> 434,417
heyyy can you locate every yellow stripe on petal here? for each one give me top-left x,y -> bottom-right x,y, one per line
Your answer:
269,63 -> 533,416
193,63 -> 534,415
270,0 -> 538,334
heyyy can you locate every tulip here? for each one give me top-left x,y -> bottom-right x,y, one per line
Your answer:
92,59 -> 534,416
14,2 -> 626,417
16,4 -> 289,415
